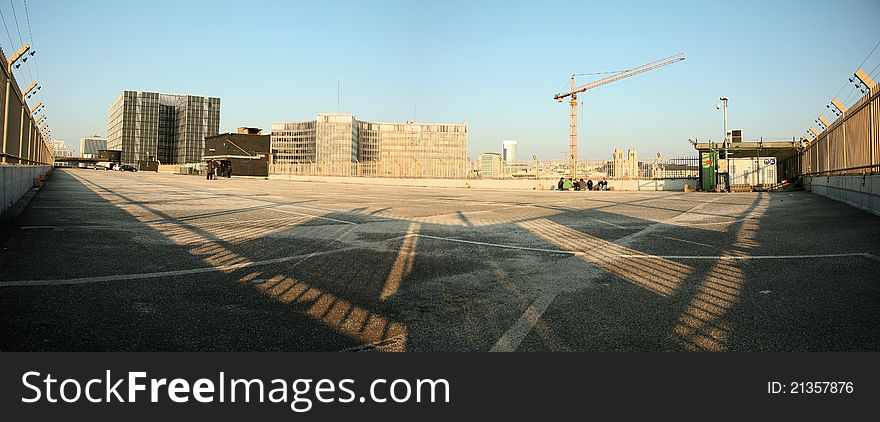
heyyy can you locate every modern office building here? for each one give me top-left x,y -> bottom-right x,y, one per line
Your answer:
79,135 -> 107,158
479,152 -> 503,178
272,114 -> 468,178
502,139 -> 518,163
107,90 -> 220,164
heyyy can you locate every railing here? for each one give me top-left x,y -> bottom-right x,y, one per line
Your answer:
0,48 -> 53,166
270,156 -> 700,180
803,84 -> 879,176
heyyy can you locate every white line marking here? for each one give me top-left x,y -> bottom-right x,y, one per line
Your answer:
30,206 -> 102,209
863,253 -> 880,262
615,253 -> 875,260
413,234 -> 878,262
413,234 -> 575,255
272,207 -> 358,225
487,194 -> 733,352
675,217 -> 758,226
0,242 -> 390,287
490,292 -> 557,352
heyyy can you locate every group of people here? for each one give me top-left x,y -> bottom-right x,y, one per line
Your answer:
556,177 -> 608,191
206,160 -> 231,180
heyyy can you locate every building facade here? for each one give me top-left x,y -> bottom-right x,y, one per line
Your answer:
79,135 -> 107,158
49,140 -> 72,158
204,127 -> 270,177
271,114 -> 468,178
502,139 -> 518,163
479,152 -> 503,178
107,90 -> 220,164
612,147 -> 639,179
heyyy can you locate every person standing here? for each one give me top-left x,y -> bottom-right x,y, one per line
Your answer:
557,177 -> 565,190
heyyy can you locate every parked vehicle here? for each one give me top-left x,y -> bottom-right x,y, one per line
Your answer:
120,164 -> 138,172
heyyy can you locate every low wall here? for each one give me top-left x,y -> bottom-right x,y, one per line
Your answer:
0,165 -> 52,215
806,174 -> 880,216
157,165 -> 179,174
267,174 -> 699,191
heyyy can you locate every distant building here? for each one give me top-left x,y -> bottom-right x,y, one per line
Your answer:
272,114 -> 468,178
49,140 -> 72,158
502,140 -> 518,163
479,152 -> 503,178
612,147 -> 639,179
107,90 -> 220,164
204,127 -> 270,177
79,135 -> 107,158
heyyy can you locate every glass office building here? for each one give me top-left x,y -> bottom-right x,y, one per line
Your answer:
79,135 -> 107,158
107,90 -> 220,164
502,140 -> 518,163
271,114 -> 468,178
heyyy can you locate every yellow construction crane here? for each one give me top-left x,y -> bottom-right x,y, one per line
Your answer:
554,53 -> 685,178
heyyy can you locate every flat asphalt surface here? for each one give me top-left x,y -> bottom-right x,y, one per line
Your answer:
1,168 -> 879,351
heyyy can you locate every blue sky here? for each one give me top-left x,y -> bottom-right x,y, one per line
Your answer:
5,0 -> 880,159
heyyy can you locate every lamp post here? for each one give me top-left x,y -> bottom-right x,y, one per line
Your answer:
716,97 -> 729,157
533,154 -> 540,180
716,97 -> 729,191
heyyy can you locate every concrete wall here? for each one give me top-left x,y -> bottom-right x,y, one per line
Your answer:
267,174 -> 699,191
1,165 -> 51,215
807,174 -> 880,216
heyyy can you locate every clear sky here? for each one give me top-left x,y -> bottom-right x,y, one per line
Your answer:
4,0 -> 879,159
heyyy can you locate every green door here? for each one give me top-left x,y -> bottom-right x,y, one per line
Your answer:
701,151 -> 716,191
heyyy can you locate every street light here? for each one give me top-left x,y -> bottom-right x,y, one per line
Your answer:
716,96 -> 729,192
716,97 -> 729,157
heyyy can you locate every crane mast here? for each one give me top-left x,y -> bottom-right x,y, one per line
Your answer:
554,53 -> 685,179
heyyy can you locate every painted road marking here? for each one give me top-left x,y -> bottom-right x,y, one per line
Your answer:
412,234 -> 878,262
273,207 -> 358,225
490,291 -> 559,352
615,253 -> 879,260
0,241 -> 402,287
413,234 -> 576,255
487,194 -> 740,352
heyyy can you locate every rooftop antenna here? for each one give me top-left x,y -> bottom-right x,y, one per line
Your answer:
336,80 -> 340,113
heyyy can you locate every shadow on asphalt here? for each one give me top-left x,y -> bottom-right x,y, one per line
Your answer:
2,169 -> 878,351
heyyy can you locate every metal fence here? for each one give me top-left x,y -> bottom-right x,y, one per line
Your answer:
803,83 -> 879,176
269,156 -> 699,180
0,47 -> 53,166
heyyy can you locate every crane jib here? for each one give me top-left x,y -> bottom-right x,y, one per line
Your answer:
554,52 -> 685,179
553,53 -> 685,99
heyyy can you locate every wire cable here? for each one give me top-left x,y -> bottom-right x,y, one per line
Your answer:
22,0 -> 43,106
0,8 -> 15,54
856,38 -> 880,70
9,0 -> 33,83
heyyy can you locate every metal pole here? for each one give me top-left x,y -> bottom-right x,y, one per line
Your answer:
18,106 -> 25,163
721,97 -> 729,191
570,75 -> 577,179
1,76 -> 9,164
722,100 -> 728,155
